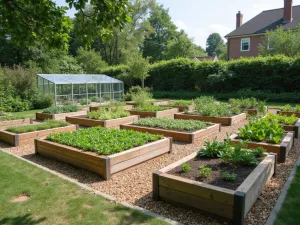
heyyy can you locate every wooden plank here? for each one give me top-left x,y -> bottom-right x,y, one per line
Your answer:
0,130 -> 15,145
282,119 -> 300,138
159,173 -> 235,205
36,139 -> 106,167
152,100 -> 170,106
89,105 -> 133,112
37,147 -> 105,176
279,111 -> 300,118
193,124 -> 221,142
237,154 -> 275,216
109,138 -> 170,166
156,108 -> 178,118
171,105 -> 194,112
110,145 -> 170,174
159,186 -> 234,219
174,113 -> 235,126
231,113 -> 247,125
66,116 -> 104,127
54,110 -> 87,120
104,116 -> 139,128
128,110 -> 156,118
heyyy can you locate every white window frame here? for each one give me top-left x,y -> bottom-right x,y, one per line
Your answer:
240,38 -> 250,52
267,37 -> 274,50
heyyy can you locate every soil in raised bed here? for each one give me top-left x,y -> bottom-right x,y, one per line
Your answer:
168,156 -> 265,190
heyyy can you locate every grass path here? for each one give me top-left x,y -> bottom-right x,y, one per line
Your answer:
0,151 -> 167,225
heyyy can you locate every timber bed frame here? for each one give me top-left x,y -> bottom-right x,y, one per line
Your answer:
228,132 -> 294,163
153,152 -> 277,225
120,123 -> 220,143
0,118 -> 33,130
174,112 -> 246,126
36,110 -> 87,121
35,137 -> 172,180
0,124 -> 77,147
129,108 -> 178,119
66,115 -> 139,128
89,104 -> 134,112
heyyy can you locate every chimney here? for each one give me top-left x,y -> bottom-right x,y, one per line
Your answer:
236,11 -> 243,28
283,0 -> 293,23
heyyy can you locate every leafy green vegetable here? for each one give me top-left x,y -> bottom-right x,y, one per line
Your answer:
47,127 -> 163,155
199,165 -> 211,177
88,107 -> 130,120
281,104 -> 300,112
198,138 -> 230,158
43,105 -> 80,114
181,163 -> 191,173
265,113 -> 297,125
191,102 -> 235,117
222,172 -> 237,182
133,105 -> 171,112
133,118 -> 210,131
229,98 -> 266,113
7,120 -> 69,134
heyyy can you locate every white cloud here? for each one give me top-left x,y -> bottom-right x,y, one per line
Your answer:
175,20 -> 188,31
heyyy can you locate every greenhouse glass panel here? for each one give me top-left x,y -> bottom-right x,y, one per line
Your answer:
37,74 -> 124,106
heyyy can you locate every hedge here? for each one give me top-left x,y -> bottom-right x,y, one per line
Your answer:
100,55 -> 300,94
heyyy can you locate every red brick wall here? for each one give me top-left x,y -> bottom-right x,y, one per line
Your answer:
228,35 -> 266,60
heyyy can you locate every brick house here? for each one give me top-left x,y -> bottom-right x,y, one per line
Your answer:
225,0 -> 300,60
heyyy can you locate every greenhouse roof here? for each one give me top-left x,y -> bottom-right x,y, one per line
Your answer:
37,74 -> 123,84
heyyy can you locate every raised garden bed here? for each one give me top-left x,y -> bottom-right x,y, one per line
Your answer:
228,132 -> 294,163
246,106 -> 268,116
168,100 -> 194,112
129,107 -> 178,118
126,100 -> 170,106
0,118 -> 33,130
0,124 -> 77,147
89,104 -> 133,112
153,151 -> 276,225
278,111 -> 300,118
36,110 -> 87,121
66,115 -> 139,128
35,127 -> 172,180
281,119 -> 300,138
120,118 -> 220,143
174,112 -> 246,126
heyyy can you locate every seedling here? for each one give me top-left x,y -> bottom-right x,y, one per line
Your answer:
199,165 -> 211,177
181,163 -> 191,173
222,171 -> 237,182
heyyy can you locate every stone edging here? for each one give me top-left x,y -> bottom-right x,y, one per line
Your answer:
265,156 -> 300,225
0,149 -> 181,225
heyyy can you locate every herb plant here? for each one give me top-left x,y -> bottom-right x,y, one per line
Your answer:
43,105 -> 80,114
181,163 -> 191,173
133,105 -> 171,112
131,91 -> 153,107
133,118 -> 209,131
222,172 -> 237,182
191,102 -> 234,117
198,138 -> 230,158
47,127 -> 163,155
199,165 -> 211,177
169,100 -> 193,107
281,104 -> 300,112
7,120 -> 69,134
265,113 -> 297,125
88,108 -> 130,120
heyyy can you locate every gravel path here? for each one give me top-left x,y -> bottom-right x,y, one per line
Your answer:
1,119 -> 299,225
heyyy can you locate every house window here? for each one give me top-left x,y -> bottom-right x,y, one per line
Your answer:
241,38 -> 250,51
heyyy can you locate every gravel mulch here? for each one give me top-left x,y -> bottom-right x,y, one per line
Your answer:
1,119 -> 299,225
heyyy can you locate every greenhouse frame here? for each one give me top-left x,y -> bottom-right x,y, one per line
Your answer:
37,74 -> 124,106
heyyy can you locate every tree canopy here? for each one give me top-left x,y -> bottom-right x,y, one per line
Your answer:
206,33 -> 225,57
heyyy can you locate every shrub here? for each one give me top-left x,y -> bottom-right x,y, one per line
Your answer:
43,105 -> 80,114
131,90 -> 153,107
90,96 -> 101,102
181,163 -> 191,173
79,98 -> 91,105
7,120 -> 69,134
133,118 -> 210,131
31,93 -> 54,109
47,127 -> 163,155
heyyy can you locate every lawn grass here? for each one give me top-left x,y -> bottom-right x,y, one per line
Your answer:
0,151 -> 167,225
275,166 -> 300,225
9,109 -> 43,119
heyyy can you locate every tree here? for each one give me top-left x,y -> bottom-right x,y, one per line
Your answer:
259,25 -> 300,57
142,4 -> 177,62
128,54 -> 150,88
0,0 -> 131,49
206,33 -> 225,57
163,31 -> 206,59
76,48 -> 107,73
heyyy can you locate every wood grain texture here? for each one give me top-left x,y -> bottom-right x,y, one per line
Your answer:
278,111 -> 300,118
281,119 -> 300,138
120,123 -> 220,143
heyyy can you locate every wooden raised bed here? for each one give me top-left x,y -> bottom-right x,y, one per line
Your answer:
174,112 -> 246,126
36,110 -> 87,121
278,111 -> 300,118
246,106 -> 268,116
153,152 -> 276,225
89,104 -> 134,112
120,123 -> 220,143
228,132 -> 294,163
35,137 -> 172,180
0,125 -> 77,147
170,105 -> 194,112
126,100 -> 170,106
66,115 -> 139,128
0,118 -> 33,130
281,119 -> 300,138
129,108 -> 178,118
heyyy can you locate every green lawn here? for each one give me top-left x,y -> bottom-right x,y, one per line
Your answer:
10,109 -> 43,119
275,166 -> 300,225
0,151 -> 167,225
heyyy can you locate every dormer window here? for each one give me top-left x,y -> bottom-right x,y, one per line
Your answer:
241,38 -> 250,51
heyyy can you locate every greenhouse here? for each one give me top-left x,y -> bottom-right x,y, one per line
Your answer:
37,74 -> 124,106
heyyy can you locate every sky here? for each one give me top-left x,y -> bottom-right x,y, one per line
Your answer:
55,0 -> 300,48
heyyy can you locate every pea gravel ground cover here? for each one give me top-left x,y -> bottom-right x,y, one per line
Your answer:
2,118 -> 300,225
0,151 -> 167,225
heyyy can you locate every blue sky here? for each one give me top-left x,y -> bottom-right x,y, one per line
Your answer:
55,0 -> 300,48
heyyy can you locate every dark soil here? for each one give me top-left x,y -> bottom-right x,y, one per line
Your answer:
168,156 -> 264,190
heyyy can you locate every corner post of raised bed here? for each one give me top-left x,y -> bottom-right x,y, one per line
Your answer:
228,117 -> 233,126
14,135 -> 20,147
269,153 -> 278,177
30,118 -> 34,124
168,137 -> 173,153
152,171 -> 161,200
34,139 -> 39,154
233,191 -> 246,225
104,157 -> 111,180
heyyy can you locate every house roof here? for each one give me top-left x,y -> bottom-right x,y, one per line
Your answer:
189,56 -> 218,61
226,5 -> 300,38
